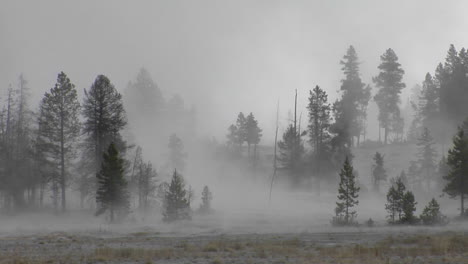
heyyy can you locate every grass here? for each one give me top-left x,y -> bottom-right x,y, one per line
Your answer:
1,232 -> 468,263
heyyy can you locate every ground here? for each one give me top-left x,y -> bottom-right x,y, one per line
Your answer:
1,217 -> 468,264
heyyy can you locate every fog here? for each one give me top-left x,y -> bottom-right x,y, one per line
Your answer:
2,0 -> 468,141
0,0 -> 468,239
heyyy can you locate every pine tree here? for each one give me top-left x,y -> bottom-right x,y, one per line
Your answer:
95,143 -> 129,222
334,157 -> 360,225
307,85 -> 333,177
335,46 -> 371,146
137,161 -> 158,211
245,113 -> 262,163
166,134 -> 187,172
386,177 -> 406,224
163,169 -> 191,222
235,112 -> 247,147
373,48 -> 406,144
278,124 -> 305,182
81,75 -> 127,205
199,185 -> 213,214
420,198 -> 446,225
401,191 -> 417,224
416,127 -> 437,191
372,152 -> 387,192
418,73 -> 439,134
37,72 -> 80,213
443,126 -> 468,216
439,45 -> 468,127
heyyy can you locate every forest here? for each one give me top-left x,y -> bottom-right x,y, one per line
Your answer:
1,44 -> 468,229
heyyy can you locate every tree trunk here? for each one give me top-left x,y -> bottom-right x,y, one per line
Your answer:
461,192 -> 465,217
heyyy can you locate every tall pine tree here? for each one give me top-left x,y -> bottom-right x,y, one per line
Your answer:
38,72 -> 80,213
373,48 -> 406,144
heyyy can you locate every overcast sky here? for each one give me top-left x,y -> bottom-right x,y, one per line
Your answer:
1,0 -> 468,142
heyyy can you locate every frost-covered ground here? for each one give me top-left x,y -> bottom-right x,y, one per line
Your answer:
1,209 -> 468,264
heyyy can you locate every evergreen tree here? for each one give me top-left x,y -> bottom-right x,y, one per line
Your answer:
416,127 -> 437,191
334,46 -> 371,146
163,169 -> 191,222
199,185 -> 213,214
235,112 -> 247,147
385,185 -> 399,224
95,143 -> 129,222
81,75 -> 127,204
245,112 -> 262,162
418,73 -> 439,134
307,85 -> 333,177
386,177 -> 406,224
373,48 -> 406,144
401,191 -> 417,224
334,157 -> 360,225
439,45 -> 468,128
372,152 -> 387,192
37,72 -> 80,212
278,124 -> 305,182
443,126 -> 468,216
137,161 -> 158,211
166,134 -> 187,172
420,198 -> 446,225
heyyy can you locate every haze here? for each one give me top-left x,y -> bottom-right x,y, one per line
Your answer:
2,0 -> 468,141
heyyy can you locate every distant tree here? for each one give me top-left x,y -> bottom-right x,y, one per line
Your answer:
278,124 -> 305,183
418,73 -> 439,134
166,134 -> 187,172
437,156 -> 449,190
401,191 -> 417,224
386,177 -> 406,224
372,152 -> 387,192
416,127 -> 437,191
37,72 -> 80,213
307,85 -> 333,177
95,143 -> 129,222
438,45 -> 468,129
420,198 -> 447,225
226,124 -> 240,156
235,112 -> 247,147
334,157 -> 360,225
443,126 -> 468,216
163,169 -> 191,222
199,185 -> 213,214
373,48 -> 406,144
137,161 -> 158,211
335,46 -> 371,146
81,75 -> 127,205
245,112 -> 262,162
124,67 -> 165,119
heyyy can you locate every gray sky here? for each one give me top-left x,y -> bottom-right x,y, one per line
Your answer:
1,0 -> 467,142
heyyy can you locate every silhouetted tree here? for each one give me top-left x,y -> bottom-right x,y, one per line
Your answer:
81,75 -> 127,205
373,48 -> 406,144
95,143 -> 129,223
401,191 -> 417,224
334,157 -> 359,225
443,126 -> 468,216
37,72 -> 80,213
245,112 -> 262,163
278,124 -> 305,182
307,85 -> 333,179
386,177 -> 406,224
163,169 -> 191,222
420,198 -> 447,225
